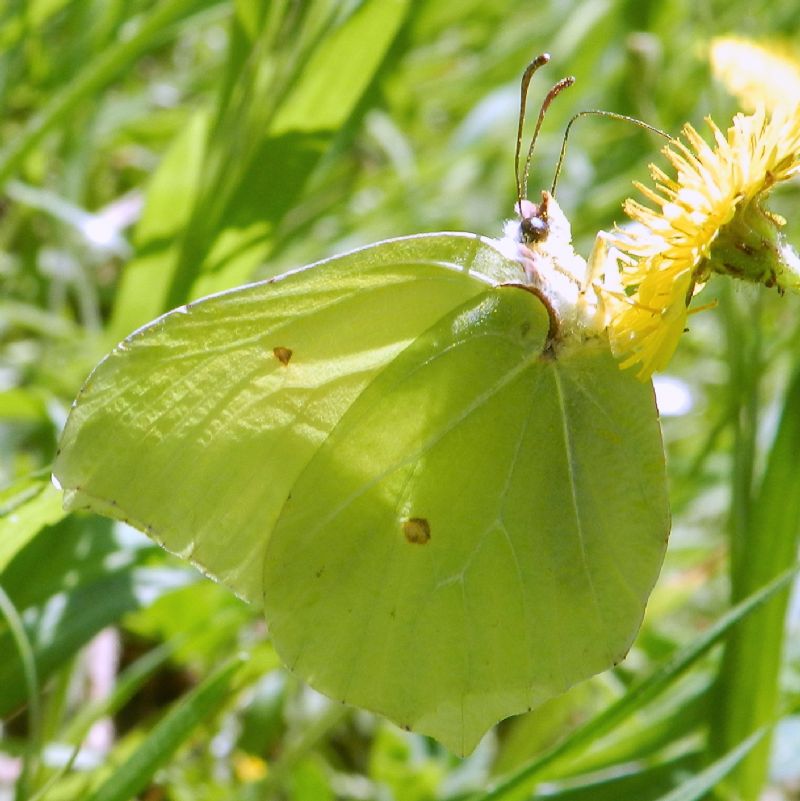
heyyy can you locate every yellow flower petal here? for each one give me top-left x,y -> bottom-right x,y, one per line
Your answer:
607,105 -> 800,379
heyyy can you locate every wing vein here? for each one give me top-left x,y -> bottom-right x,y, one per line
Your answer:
496,372 -> 545,680
552,366 -> 610,658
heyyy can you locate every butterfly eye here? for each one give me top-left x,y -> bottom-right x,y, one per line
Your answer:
520,213 -> 548,243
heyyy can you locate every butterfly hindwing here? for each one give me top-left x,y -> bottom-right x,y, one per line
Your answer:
263,286 -> 668,754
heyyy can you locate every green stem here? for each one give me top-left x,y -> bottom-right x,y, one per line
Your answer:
710,292 -> 800,799
0,583 -> 41,801
724,286 -> 762,588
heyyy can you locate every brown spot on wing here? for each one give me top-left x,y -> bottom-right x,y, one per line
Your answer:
273,346 -> 293,366
403,517 -> 431,545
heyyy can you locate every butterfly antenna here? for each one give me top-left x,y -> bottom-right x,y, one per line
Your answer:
522,75 -> 576,201
515,53 -> 551,215
550,110 -> 672,196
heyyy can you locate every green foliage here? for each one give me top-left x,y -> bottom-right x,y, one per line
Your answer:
2,0 -> 800,798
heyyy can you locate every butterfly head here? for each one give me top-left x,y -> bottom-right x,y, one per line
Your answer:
516,197 -> 549,244
503,191 -> 559,247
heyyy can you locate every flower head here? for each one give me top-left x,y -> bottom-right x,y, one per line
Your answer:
711,36 -> 800,112
607,105 -> 800,379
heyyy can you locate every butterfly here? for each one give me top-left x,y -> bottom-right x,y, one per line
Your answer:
53,54 -> 669,755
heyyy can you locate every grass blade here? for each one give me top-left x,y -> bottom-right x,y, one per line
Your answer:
0,584 -> 41,801
0,477 -> 65,574
84,653 -> 246,801
0,0 -> 209,185
710,364 -> 800,797
654,728 -> 765,801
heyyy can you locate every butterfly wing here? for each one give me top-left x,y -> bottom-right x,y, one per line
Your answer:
53,234 -> 511,607
54,232 -> 668,755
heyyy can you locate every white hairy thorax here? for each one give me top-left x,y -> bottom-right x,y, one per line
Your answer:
498,191 -> 624,342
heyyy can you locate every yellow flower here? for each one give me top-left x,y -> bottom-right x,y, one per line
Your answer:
711,36 -> 800,112
607,105 -> 800,379
233,753 -> 268,782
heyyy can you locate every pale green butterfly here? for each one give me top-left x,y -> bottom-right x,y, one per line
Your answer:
53,55 -> 669,755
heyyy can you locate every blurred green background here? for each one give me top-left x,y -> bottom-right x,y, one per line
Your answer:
2,1 -> 800,799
